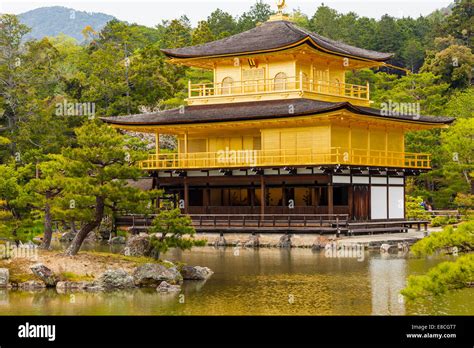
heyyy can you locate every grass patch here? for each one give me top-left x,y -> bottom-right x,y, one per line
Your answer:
0,259 -> 39,284
81,251 -> 163,266
59,271 -> 94,282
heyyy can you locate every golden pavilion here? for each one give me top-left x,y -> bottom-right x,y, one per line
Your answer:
103,3 -> 453,224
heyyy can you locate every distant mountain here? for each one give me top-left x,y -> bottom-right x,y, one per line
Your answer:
19,6 -> 115,42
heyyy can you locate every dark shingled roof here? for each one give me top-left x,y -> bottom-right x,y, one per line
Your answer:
161,20 -> 393,62
101,99 -> 454,126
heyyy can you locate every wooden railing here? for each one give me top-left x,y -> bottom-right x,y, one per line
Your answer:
139,147 -> 431,170
191,214 -> 349,230
116,214 -> 350,232
188,76 -> 369,101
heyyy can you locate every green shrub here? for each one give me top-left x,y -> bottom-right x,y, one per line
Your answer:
411,221 -> 474,257
148,209 -> 206,259
401,253 -> 474,300
406,196 -> 431,220
431,216 -> 449,227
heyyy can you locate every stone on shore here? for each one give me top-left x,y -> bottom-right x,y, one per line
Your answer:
30,263 -> 57,287
109,236 -> 126,245
0,269 -> 9,288
133,263 -> 183,287
278,234 -> 292,248
60,231 -> 76,242
181,266 -> 214,281
122,234 -> 152,257
156,281 -> 181,293
380,244 -> 393,253
97,269 -> 135,290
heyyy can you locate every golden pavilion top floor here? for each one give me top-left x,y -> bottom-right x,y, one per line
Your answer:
161,17 -> 395,107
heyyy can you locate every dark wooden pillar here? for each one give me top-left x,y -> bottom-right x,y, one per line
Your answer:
348,185 -> 353,220
249,188 -> 255,213
184,177 -> 189,214
260,175 -> 265,215
312,186 -> 317,214
328,183 -> 334,215
204,186 -> 210,214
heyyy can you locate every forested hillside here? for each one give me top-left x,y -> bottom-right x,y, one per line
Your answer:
18,6 -> 115,42
0,0 -> 472,243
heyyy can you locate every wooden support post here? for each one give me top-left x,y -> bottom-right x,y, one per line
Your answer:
184,131 -> 189,167
260,175 -> 265,216
184,177 -> 189,214
348,185 -> 353,220
328,183 -> 334,215
204,187 -> 210,214
155,133 -> 160,166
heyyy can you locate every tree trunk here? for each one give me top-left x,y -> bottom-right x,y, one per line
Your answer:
65,196 -> 105,256
40,199 -> 53,249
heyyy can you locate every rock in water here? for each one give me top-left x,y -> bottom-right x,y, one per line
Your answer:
278,234 -> 292,248
156,281 -> 181,292
0,269 -> 9,288
214,235 -> 226,247
18,281 -> 46,290
56,281 -> 93,292
312,235 -> 330,250
30,263 -> 57,287
97,269 -> 135,290
122,234 -> 152,257
244,234 -> 259,248
133,263 -> 183,287
380,244 -> 392,253
181,266 -> 214,280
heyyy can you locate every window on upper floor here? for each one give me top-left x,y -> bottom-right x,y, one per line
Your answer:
301,72 -> 309,89
274,72 -> 287,91
243,68 -> 265,93
221,77 -> 234,95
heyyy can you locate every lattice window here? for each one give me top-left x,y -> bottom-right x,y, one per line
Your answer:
243,68 -> 265,93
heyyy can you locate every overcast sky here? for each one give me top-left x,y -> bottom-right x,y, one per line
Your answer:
1,0 -> 453,27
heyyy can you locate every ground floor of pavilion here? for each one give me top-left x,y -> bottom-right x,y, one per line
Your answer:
152,168 -> 410,222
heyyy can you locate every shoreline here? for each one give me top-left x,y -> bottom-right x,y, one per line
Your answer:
197,229 -> 433,249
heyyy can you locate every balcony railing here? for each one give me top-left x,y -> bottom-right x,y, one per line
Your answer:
188,76 -> 370,102
139,148 -> 431,170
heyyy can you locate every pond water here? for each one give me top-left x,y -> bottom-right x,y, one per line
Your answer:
0,246 -> 472,316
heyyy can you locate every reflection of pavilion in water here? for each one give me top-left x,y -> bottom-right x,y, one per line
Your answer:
369,255 -> 406,315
